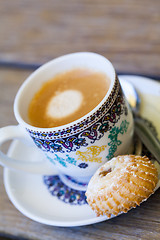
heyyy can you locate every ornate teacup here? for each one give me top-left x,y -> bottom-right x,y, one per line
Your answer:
0,52 -> 134,190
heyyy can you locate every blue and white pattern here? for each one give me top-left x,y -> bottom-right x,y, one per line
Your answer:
43,175 -> 87,205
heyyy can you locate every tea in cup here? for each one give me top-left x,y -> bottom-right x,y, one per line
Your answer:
0,52 -> 134,190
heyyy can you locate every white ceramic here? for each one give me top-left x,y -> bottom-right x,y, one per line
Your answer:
0,53 -> 133,186
4,75 -> 160,227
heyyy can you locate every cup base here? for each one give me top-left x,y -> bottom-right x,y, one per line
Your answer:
59,174 -> 91,191
43,175 -> 87,205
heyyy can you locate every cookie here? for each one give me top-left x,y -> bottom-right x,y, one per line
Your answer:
86,155 -> 158,218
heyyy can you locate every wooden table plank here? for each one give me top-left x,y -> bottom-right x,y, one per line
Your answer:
0,0 -> 160,75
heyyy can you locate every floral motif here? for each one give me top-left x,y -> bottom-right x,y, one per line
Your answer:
78,163 -> 88,168
106,120 -> 129,160
43,175 -> 87,205
76,145 -> 107,163
98,121 -> 109,134
46,154 -> 77,167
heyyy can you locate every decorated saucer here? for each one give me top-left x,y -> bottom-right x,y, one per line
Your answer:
4,75 -> 160,227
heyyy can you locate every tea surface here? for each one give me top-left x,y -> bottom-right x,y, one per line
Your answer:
28,69 -> 110,128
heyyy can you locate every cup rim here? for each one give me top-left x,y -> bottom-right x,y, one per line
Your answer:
14,52 -> 116,132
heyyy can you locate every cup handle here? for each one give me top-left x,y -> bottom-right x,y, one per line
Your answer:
0,125 -> 54,174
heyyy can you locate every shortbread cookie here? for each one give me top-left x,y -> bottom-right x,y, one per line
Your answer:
86,155 -> 158,218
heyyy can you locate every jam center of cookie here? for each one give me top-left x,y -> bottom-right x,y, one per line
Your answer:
99,168 -> 112,177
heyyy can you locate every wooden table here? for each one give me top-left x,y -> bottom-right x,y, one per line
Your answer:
0,1 -> 160,239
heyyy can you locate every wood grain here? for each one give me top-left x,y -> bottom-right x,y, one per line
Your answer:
0,0 -> 160,75
0,0 -> 160,239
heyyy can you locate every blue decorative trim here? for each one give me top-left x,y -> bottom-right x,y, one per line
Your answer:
46,154 -> 77,168
64,175 -> 88,187
78,163 -> 88,168
43,175 -> 87,205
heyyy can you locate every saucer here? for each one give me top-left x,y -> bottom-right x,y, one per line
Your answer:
4,140 -> 109,226
4,75 -> 160,227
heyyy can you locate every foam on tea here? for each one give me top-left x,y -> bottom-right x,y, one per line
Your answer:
47,90 -> 83,119
28,68 -> 110,128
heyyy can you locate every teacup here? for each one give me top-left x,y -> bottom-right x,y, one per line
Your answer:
0,52 -> 134,190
